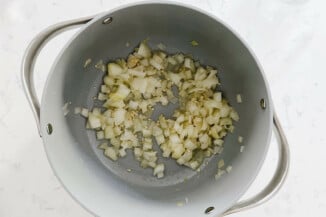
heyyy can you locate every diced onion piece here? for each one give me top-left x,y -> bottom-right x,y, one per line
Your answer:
227,125 -> 235,133
134,148 -> 143,158
195,67 -> 207,81
167,56 -> 177,65
83,40 -> 239,179
88,113 -> 101,129
240,145 -> 245,153
74,107 -> 82,114
143,151 -> 157,162
92,108 -> 101,115
236,94 -> 242,103
238,136 -> 243,143
184,139 -> 196,150
116,84 -> 131,99
110,138 -> 120,147
119,148 -> 127,157
96,131 -> 104,140
104,126 -> 115,139
226,165 -> 232,173
149,59 -> 163,70
127,55 -> 140,68
213,139 -> 224,146
137,41 -> 151,58
98,142 -> 108,150
140,58 -> 149,66
153,163 -> 165,178
104,147 -> 118,161
128,68 -> 146,77
84,58 -> 92,68
213,92 -> 222,102
168,72 -> 182,85
191,40 -> 199,46
104,76 -> 114,86
130,77 -> 148,94
128,100 -> 139,110
142,128 -> 152,137
188,161 -> 199,170
198,71 -> 219,89
108,63 -> 124,76
155,134 -> 165,145
95,60 -> 106,72
112,108 -> 126,125
218,159 -> 225,169
157,43 -> 166,50
81,108 -> 89,117
230,109 -> 239,121
220,105 -> 230,117
175,53 -> 184,63
98,93 -> 107,101
215,169 -> 225,180
184,58 -> 195,72
171,144 -> 185,159
62,102 -> 69,116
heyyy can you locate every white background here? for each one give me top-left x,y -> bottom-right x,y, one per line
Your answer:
1,0 -> 325,216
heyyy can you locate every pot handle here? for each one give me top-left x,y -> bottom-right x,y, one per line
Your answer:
21,16 -> 94,136
222,112 -> 290,216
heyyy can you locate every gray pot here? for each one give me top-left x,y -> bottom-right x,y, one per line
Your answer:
21,2 -> 289,217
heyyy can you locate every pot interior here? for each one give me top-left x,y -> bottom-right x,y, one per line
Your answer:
40,3 -> 272,217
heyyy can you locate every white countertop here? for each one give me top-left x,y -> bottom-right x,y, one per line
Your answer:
1,0 -> 325,216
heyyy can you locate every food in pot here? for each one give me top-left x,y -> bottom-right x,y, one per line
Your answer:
82,41 -> 239,178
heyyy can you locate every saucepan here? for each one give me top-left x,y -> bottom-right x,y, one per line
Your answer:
21,2 -> 289,217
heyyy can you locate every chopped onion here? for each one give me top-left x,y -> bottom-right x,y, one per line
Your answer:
137,41 -> 151,58
74,107 -> 82,114
236,94 -> 242,103
153,163 -> 164,178
157,43 -> 166,50
96,131 -> 104,140
215,169 -> 225,180
84,58 -> 92,68
81,108 -> 89,117
95,60 -> 106,72
104,147 -> 118,161
108,63 -> 124,76
218,159 -> 225,169
238,136 -> 243,143
112,108 -> 126,125
62,102 -> 69,116
119,148 -> 127,157
88,113 -> 101,129
98,142 -> 108,150
131,77 -> 148,94
176,201 -> 185,207
230,109 -> 240,121
98,93 -> 107,101
191,40 -> 199,46
82,40 -> 239,179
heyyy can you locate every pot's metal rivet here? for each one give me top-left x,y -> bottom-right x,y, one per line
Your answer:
103,16 -> 113,24
260,98 -> 266,110
205,206 -> 215,214
46,123 -> 53,135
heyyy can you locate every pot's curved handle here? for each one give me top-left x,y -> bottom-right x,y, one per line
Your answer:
21,16 -> 94,136
222,112 -> 290,216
